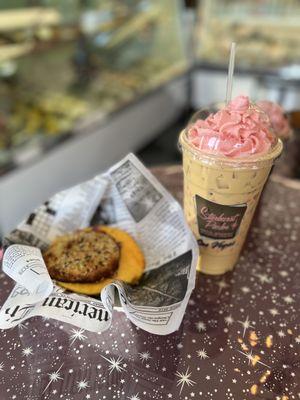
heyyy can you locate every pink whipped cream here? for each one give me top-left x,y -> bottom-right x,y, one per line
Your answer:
256,100 -> 291,140
188,95 -> 275,158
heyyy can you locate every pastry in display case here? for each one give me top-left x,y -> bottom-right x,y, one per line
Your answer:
0,0 -> 188,174
195,0 -> 300,69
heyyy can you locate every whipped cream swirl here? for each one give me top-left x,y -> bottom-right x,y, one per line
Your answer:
188,96 -> 275,158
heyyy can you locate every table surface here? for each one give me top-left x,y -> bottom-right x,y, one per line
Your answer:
0,167 -> 300,400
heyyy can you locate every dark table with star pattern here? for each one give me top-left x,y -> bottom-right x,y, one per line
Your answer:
0,166 -> 300,400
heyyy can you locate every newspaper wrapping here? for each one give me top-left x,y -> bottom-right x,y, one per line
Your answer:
0,154 -> 198,335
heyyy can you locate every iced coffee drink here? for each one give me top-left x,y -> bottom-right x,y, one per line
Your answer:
179,96 -> 283,275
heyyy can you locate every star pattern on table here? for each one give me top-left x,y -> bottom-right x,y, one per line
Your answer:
283,295 -> 294,304
238,316 -> 254,337
279,270 -> 289,277
277,330 -> 286,338
101,355 -> 126,374
238,349 -> 271,368
241,287 -> 250,293
196,349 -> 208,359
43,363 -> 64,393
254,273 -> 272,284
22,347 -> 33,356
225,315 -> 234,325
138,351 -> 152,363
195,321 -> 206,332
175,367 -> 195,394
127,394 -> 140,400
77,379 -> 89,391
216,278 -> 229,294
269,308 -> 279,316
69,328 -> 87,345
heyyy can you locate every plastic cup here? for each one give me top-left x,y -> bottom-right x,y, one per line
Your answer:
179,106 -> 283,275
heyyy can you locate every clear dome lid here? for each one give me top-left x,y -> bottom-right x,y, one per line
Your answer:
184,96 -> 279,160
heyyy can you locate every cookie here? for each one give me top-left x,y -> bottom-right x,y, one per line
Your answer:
43,229 -> 120,283
57,226 -> 145,295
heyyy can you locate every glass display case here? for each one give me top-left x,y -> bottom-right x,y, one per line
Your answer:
0,0 -> 188,174
195,0 -> 300,70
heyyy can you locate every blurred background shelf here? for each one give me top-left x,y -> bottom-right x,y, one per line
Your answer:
0,74 -> 189,235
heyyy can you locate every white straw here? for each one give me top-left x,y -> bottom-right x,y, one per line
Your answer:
225,42 -> 236,104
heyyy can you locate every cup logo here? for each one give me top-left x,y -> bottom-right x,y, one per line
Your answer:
195,195 -> 247,239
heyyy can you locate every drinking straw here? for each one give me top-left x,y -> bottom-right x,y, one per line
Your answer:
225,42 -> 236,104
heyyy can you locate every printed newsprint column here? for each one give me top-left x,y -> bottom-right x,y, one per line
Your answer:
109,156 -> 193,270
0,154 -> 198,335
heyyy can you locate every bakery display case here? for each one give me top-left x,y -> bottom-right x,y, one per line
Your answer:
195,0 -> 300,70
191,0 -> 300,111
0,0 -> 188,175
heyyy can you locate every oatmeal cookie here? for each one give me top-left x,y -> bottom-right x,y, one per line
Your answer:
43,229 -> 120,283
